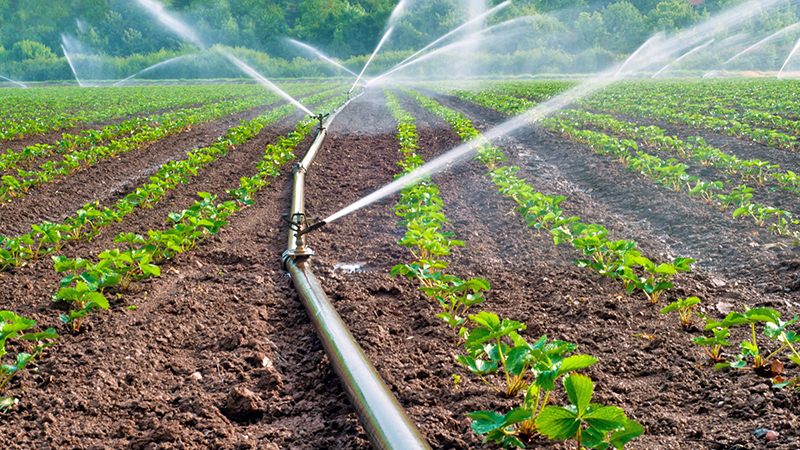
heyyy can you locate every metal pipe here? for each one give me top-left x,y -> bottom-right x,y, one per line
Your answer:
282,88 -> 432,450
285,259 -> 432,449
288,91 -> 357,251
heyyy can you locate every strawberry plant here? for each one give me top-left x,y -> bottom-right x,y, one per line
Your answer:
0,311 -> 56,395
660,297 -> 702,329
687,180 -> 722,203
629,256 -> 694,304
704,308 -> 800,382
53,281 -> 109,332
535,374 -> 643,450
692,327 -> 731,361
457,312 -> 597,398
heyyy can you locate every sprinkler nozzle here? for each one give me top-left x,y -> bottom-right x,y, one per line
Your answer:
281,213 -> 326,264
314,113 -> 329,132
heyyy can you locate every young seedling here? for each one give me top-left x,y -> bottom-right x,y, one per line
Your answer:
536,374 -> 643,450
688,180 -> 723,203
706,308 -> 800,377
457,312 -> 597,399
0,311 -> 41,394
468,408 -> 533,448
630,256 -> 694,304
692,327 -> 731,361
661,297 -> 702,329
53,282 -> 109,332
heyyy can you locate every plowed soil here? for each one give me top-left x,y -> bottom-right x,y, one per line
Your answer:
1,85 -> 799,450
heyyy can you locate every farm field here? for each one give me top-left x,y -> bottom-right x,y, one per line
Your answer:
1,78 -> 800,450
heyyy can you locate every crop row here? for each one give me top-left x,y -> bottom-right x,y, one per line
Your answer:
0,83 -> 336,203
590,79 -> 800,119
0,88 -> 350,413
388,87 -> 644,448
406,88 -> 695,305
0,84 -> 268,142
0,83 -> 333,175
440,88 -> 800,240
431,80 -> 574,103
430,87 -> 800,395
440,79 -> 800,150
440,88 -> 785,187
582,89 -> 798,150
545,116 -> 800,237
0,85 -> 345,271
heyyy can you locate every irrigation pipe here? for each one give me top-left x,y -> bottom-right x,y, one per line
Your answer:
281,89 -> 432,450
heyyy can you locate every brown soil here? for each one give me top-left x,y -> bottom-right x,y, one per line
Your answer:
0,86 -> 798,450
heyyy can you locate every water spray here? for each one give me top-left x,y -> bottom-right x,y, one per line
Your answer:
113,53 -> 196,86
726,23 -> 800,66
0,75 -> 26,88
136,0 -> 205,49
652,38 -> 715,78
389,1 -> 511,73
367,16 -> 541,86
349,26 -> 395,94
327,0 -> 784,225
778,35 -> 800,78
287,39 -> 359,77
217,48 -> 314,115
60,43 -> 83,87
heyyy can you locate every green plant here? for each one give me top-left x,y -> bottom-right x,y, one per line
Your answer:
536,374 -> 643,450
715,185 -> 753,210
393,264 -> 489,341
692,327 -> 730,361
629,256 -> 694,304
98,248 -> 161,290
660,297 -> 702,329
0,311 -> 40,394
457,312 -> 597,399
705,308 -> 800,378
687,180 -> 723,203
0,353 -> 33,393
52,282 -> 109,331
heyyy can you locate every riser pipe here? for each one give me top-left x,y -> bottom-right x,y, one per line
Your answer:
282,89 -> 432,450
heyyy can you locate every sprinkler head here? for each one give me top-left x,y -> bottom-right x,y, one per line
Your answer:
281,213 -> 326,264
314,113 -> 329,133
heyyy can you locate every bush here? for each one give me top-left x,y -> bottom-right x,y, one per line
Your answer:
9,40 -> 56,62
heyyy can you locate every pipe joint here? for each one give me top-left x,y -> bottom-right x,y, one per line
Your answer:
291,163 -> 306,175
281,213 -> 326,269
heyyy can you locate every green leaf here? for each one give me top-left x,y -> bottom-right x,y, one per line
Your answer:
582,426 -> 610,450
505,346 -> 532,376
471,311 -> 501,330
455,355 -> 497,375
609,419 -> 644,449
84,292 -> 109,310
564,373 -> 593,416
584,404 -> 627,433
467,410 -> 506,434
557,355 -> 598,376
660,302 -> 680,314
535,406 -> 580,440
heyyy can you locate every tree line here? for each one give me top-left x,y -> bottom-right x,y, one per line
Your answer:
0,0 -> 797,80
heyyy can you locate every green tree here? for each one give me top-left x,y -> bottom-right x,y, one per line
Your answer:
646,0 -> 703,32
10,40 -> 56,61
602,1 -> 646,53
573,11 -> 609,49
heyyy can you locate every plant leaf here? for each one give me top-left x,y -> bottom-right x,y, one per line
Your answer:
535,406 -> 580,440
609,419 -> 644,449
564,373 -> 593,416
